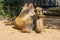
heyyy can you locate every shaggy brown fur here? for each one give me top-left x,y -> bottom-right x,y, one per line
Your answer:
14,3 -> 45,33
14,3 -> 35,33
35,7 -> 45,33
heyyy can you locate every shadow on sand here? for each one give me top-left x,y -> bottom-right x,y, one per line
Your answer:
3,21 -> 14,26
44,16 -> 60,30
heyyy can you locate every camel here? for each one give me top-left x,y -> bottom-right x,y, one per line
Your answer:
14,3 -> 45,33
35,7 -> 45,33
14,3 -> 35,33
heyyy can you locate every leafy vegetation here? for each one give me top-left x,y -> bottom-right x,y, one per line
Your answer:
0,0 -> 60,19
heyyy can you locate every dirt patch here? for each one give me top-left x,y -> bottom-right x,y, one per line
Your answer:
0,20 -> 60,40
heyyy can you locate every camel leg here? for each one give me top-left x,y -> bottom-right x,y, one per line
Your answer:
21,23 -> 34,33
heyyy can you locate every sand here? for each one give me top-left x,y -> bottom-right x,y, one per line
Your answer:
0,17 -> 60,40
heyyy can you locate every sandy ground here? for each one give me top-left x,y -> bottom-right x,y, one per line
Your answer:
0,18 -> 60,40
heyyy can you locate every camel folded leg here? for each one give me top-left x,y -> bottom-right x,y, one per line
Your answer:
21,23 -> 34,33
